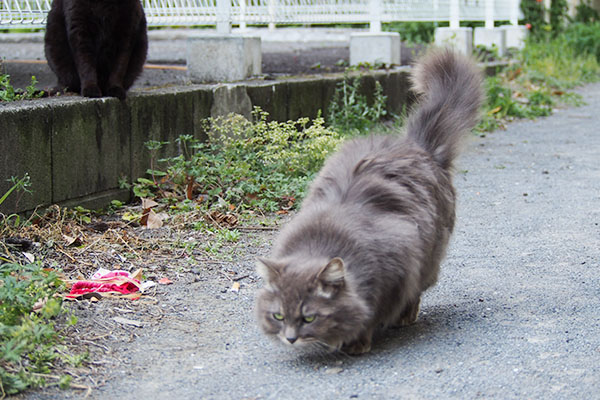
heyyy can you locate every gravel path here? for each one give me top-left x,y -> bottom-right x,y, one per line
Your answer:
25,81 -> 600,400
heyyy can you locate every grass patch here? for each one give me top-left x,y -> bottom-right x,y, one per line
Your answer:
327,72 -> 388,135
0,261 -> 81,396
520,35 -> 600,89
1,180 -> 86,395
0,74 -> 44,102
478,30 -> 600,132
132,108 -> 344,213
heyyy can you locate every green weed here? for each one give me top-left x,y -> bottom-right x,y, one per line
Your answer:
520,35 -> 600,89
0,75 -> 44,102
0,262 -> 78,395
564,22 -> 600,63
134,108 -> 343,212
0,174 -> 32,209
478,29 -> 600,132
328,72 -> 388,135
216,228 -> 241,243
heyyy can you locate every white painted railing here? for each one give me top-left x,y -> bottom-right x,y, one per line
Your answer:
0,0 -> 521,30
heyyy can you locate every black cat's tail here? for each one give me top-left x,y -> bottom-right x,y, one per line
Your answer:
405,47 -> 484,170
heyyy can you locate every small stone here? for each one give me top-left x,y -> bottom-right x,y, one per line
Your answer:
325,367 -> 343,375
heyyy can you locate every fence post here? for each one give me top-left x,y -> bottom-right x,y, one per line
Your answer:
268,0 -> 276,30
369,0 -> 382,33
475,0 -> 506,56
485,0 -> 494,29
435,0 -> 472,54
240,0 -> 247,30
501,0 -> 528,49
216,0 -> 232,34
449,0 -> 460,29
510,0 -> 519,25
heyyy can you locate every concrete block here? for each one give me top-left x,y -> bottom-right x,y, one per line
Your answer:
51,98 -> 130,203
211,84 -> 253,119
246,81 -> 289,122
434,27 -> 473,55
500,25 -> 528,49
474,27 -> 507,57
187,35 -> 261,82
322,76 -> 342,121
60,189 -> 131,212
350,32 -> 401,66
129,87 -> 213,181
0,104 -> 52,214
374,69 -> 413,117
286,79 -> 328,121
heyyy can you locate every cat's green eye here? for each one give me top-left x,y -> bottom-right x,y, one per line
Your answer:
303,315 -> 316,323
273,313 -> 284,321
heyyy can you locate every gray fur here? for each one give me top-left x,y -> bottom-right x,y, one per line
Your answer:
255,48 -> 484,354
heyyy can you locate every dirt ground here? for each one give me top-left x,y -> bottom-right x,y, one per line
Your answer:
6,206 -> 285,398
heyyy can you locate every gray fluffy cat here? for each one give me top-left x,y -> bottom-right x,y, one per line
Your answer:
255,48 -> 483,354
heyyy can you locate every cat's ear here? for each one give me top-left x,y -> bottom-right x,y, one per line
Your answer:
256,257 -> 282,283
317,257 -> 345,286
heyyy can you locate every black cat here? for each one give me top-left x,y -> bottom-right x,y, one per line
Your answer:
44,0 -> 148,100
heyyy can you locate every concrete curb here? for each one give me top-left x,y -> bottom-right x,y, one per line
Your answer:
0,68 -> 415,214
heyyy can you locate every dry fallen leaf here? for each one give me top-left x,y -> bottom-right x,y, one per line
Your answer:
145,209 -> 164,229
131,268 -> 143,281
205,211 -> 238,228
141,198 -> 159,209
62,234 -> 83,247
488,106 -> 502,115
22,252 -> 35,263
33,297 -> 48,313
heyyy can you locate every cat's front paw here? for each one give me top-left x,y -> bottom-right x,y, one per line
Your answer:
107,86 -> 127,100
81,84 -> 102,98
342,332 -> 373,355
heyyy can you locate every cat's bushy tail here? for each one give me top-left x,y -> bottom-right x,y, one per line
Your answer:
406,48 -> 484,170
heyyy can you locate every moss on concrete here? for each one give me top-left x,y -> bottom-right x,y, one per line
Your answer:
0,104 -> 52,214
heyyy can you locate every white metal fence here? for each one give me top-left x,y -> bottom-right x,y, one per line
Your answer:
0,0 -> 521,30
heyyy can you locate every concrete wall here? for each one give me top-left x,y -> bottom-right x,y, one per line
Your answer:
0,68 -> 412,215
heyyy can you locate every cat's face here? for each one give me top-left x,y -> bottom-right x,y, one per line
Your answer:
255,256 -> 369,352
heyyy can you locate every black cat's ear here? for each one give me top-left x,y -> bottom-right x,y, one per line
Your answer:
256,257 -> 282,283
317,257 -> 345,286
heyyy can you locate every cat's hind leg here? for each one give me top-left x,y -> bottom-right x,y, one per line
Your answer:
44,0 -> 81,94
107,18 -> 147,100
394,297 -> 421,327
121,22 -> 148,92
